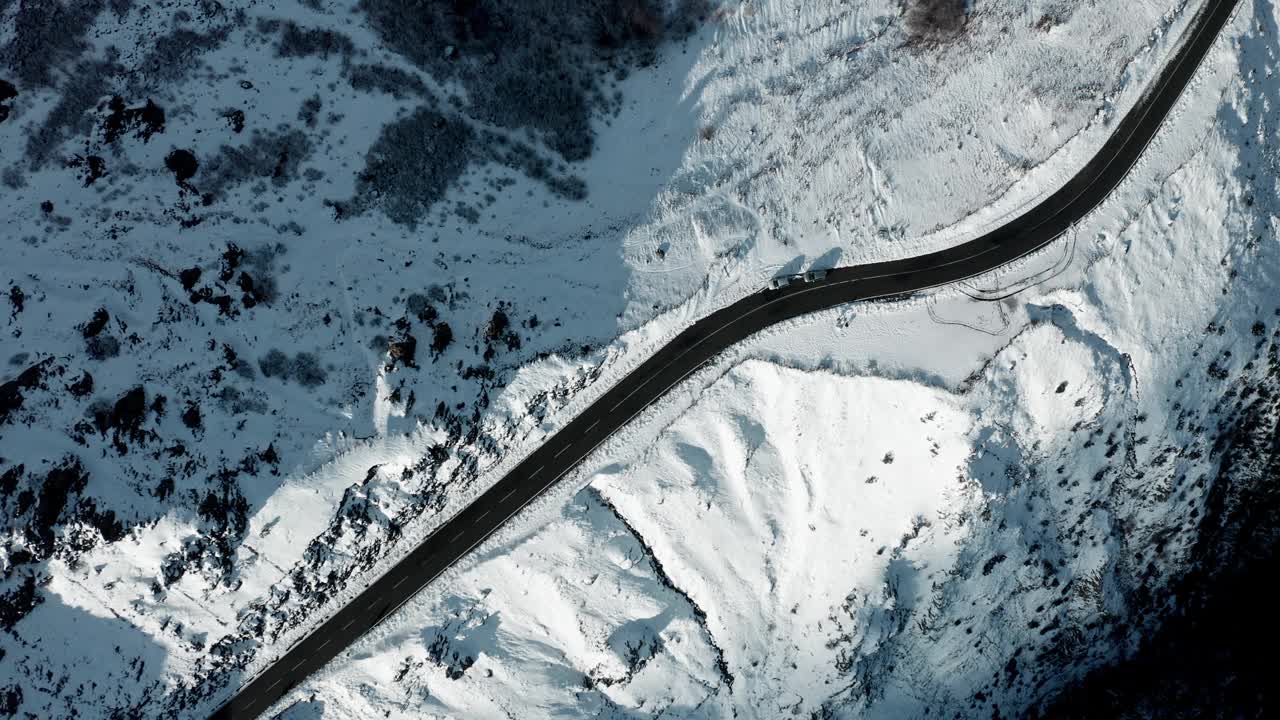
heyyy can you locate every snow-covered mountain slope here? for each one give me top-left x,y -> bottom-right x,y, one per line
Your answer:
0,0 -> 1258,717
261,1 -> 1278,718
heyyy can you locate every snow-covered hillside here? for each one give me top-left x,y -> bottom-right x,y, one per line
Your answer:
263,0 -> 1279,718
1,0 -> 1267,717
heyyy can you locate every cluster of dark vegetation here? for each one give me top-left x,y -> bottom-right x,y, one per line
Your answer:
196,127 -> 314,201
0,0 -> 106,88
258,350 -> 327,388
357,0 -> 675,160
258,18 -> 355,60
903,0 -> 968,44
347,63 -> 427,99
345,107 -> 474,226
338,0 -> 706,225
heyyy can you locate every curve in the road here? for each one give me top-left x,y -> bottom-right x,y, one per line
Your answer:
212,0 -> 1239,716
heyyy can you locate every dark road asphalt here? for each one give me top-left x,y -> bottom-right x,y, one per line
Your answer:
212,0 -> 1238,716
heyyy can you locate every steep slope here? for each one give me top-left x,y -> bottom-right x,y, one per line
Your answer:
0,0 -> 1225,717
263,1 -> 1277,717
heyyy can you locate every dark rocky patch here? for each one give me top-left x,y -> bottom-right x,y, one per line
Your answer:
221,108 -> 245,133
236,271 -> 272,308
430,322 -> 454,357
101,96 -> 166,145
260,443 -> 279,466
0,683 -> 20,715
179,267 -> 202,291
0,78 -> 14,124
218,243 -> 245,282
425,624 -> 478,680
0,574 -> 42,632
1,359 -> 51,426
28,457 -> 89,554
181,401 -> 202,431
67,154 -> 107,186
91,385 -> 153,454
165,148 -> 199,187
79,498 -> 126,543
406,292 -> 439,323
67,371 -> 94,398
81,307 -> 110,338
182,243 -> 279,316
0,464 -> 22,501
481,306 -> 521,356
7,284 -> 24,316
386,317 -> 418,370
108,386 -> 147,434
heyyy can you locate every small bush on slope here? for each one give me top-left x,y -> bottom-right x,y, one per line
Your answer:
905,0 -> 968,44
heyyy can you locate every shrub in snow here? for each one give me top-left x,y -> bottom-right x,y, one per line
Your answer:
904,0 -> 968,43
258,350 -> 326,387
290,352 -> 327,387
258,349 -> 290,379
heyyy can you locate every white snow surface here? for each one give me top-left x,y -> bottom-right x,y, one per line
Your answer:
1,0 -> 1272,717
271,1 -> 1280,718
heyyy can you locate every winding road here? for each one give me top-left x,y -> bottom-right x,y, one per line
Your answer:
212,0 -> 1239,716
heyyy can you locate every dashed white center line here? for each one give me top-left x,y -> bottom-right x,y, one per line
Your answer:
266,679 -> 281,692
342,618 -> 356,630
530,465 -> 544,477
393,576 -> 408,589
451,530 -> 467,543
474,510 -> 489,523
584,419 -> 599,433
553,443 -> 570,458
291,659 -> 307,673
500,487 -> 518,502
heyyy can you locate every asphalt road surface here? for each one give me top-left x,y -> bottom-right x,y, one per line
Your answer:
212,0 -> 1239,716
